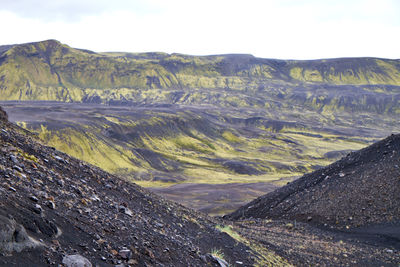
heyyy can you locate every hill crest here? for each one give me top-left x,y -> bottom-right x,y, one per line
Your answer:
227,133 -> 400,230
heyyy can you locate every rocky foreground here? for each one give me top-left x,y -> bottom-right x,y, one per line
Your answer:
0,106 -> 275,266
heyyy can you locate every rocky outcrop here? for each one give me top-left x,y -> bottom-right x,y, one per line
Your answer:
0,215 -> 41,254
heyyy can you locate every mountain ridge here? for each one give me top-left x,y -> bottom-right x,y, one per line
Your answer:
1,39 -> 400,106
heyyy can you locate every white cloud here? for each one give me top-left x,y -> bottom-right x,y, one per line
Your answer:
0,0 -> 399,59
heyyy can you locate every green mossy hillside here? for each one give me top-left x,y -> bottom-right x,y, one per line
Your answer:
1,40 -> 400,106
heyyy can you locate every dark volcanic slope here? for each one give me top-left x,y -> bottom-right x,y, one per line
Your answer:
0,107 -> 269,266
228,134 -> 400,229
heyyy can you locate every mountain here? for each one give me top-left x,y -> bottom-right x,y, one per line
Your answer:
0,105 -> 292,266
227,134 -> 400,230
0,40 -> 400,114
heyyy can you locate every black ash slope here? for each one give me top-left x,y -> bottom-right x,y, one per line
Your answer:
227,133 -> 400,230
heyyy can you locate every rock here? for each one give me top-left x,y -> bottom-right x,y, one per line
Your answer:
10,155 -> 18,164
56,179 -> 65,187
33,204 -> 42,214
54,156 -> 65,163
29,196 -> 39,202
119,206 -> 133,217
0,215 -> 40,253
46,201 -> 56,209
62,254 -> 92,267
119,249 -> 131,259
8,186 -> 16,192
105,183 -> 113,189
210,254 -> 228,267
13,165 -> 23,172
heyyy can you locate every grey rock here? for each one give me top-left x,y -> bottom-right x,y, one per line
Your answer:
54,156 -> 64,162
119,249 -> 131,259
13,165 -> 23,172
10,155 -> 18,164
29,195 -> 38,202
46,201 -> 56,209
119,206 -> 133,217
57,179 -> 65,187
0,215 -> 40,253
62,254 -> 92,267
210,255 -> 228,267
33,204 -> 42,214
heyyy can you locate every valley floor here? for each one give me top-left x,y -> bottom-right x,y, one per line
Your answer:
2,101 -> 397,216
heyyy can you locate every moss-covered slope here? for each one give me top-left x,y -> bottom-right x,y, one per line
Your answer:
1,40 -> 400,105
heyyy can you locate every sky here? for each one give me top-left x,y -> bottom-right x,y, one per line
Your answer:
0,0 -> 399,59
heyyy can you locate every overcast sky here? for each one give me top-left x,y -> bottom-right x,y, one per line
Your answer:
0,0 -> 399,59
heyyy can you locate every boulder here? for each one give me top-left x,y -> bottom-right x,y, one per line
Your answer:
0,215 -> 40,253
62,254 -> 92,267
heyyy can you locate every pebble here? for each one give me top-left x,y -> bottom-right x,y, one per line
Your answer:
8,186 -> 16,192
56,179 -> 64,187
29,195 -> 39,202
47,200 -> 56,209
54,156 -> 65,162
13,165 -> 23,172
10,155 -> 18,164
105,184 -> 113,189
119,249 -> 131,259
33,204 -> 42,214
